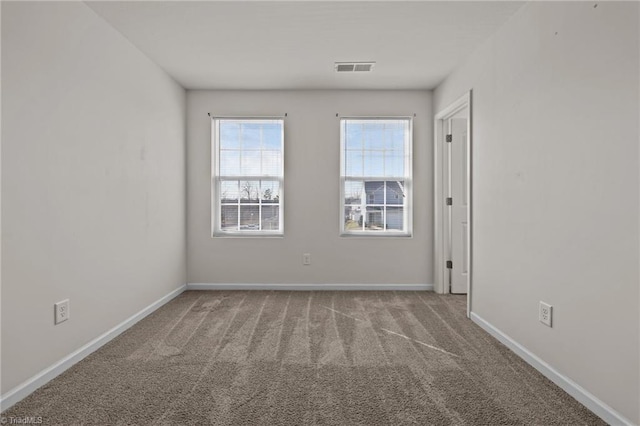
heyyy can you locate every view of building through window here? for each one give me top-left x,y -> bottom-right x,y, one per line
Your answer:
341,118 -> 412,235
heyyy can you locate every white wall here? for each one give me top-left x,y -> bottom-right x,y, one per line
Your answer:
434,2 -> 639,423
1,2 -> 186,395
187,90 -> 432,285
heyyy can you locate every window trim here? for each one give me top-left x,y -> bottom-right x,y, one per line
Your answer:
211,116 -> 285,238
339,117 -> 413,237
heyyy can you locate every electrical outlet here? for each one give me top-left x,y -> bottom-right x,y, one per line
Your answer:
539,301 -> 552,327
302,253 -> 311,265
55,299 -> 70,324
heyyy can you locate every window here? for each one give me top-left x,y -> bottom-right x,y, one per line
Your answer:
340,118 -> 412,236
212,118 -> 284,236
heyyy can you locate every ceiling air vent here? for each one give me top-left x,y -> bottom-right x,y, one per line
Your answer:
335,62 -> 375,73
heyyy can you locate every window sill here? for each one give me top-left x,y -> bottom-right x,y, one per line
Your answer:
340,231 -> 412,238
212,232 -> 284,239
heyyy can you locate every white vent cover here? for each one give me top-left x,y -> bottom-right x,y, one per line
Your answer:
335,62 -> 375,73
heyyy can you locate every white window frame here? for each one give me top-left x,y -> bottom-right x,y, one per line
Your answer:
211,117 -> 284,237
340,117 -> 413,237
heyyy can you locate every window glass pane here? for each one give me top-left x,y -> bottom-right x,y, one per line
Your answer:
220,205 -> 238,231
239,205 -> 260,230
219,122 -> 240,149
365,181 -> 385,205
220,180 -> 239,202
262,122 -> 282,149
261,151 -> 281,176
385,207 -> 404,230
261,206 -> 280,231
261,181 -> 280,203
384,153 -> 404,177
345,123 -> 363,150
386,181 -> 405,205
241,122 -> 261,150
386,123 -> 406,152
363,123 -> 385,150
363,151 -> 383,176
344,180 -> 363,205
364,206 -> 384,230
344,206 -> 363,230
219,151 -> 240,175
240,181 -> 260,203
240,151 -> 261,175
345,151 -> 363,177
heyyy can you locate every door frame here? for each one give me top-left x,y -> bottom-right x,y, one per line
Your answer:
433,91 -> 472,317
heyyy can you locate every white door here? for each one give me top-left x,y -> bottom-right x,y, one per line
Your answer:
449,116 -> 468,294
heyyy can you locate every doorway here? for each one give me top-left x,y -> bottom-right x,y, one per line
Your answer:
434,91 -> 472,316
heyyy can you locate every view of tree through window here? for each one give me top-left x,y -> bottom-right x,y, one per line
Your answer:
341,118 -> 412,235
213,118 -> 283,235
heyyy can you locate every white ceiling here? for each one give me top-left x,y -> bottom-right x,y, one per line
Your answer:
86,1 -> 524,90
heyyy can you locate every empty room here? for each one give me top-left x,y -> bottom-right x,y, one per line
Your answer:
1,1 -> 639,425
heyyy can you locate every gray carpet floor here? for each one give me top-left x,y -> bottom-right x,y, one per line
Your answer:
4,291 -> 604,425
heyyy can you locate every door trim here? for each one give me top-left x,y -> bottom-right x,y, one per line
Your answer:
434,91 -> 472,317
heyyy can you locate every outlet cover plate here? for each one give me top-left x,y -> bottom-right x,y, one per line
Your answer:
539,301 -> 552,327
55,299 -> 70,324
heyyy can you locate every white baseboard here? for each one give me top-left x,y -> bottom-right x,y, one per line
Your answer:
186,283 -> 433,291
470,312 -> 634,426
0,285 -> 186,412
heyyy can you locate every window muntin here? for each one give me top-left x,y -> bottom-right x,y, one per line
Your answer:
341,118 -> 412,236
213,118 -> 284,236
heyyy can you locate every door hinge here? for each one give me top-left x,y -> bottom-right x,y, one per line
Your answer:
446,197 -> 453,206
446,260 -> 453,269
446,134 -> 453,142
